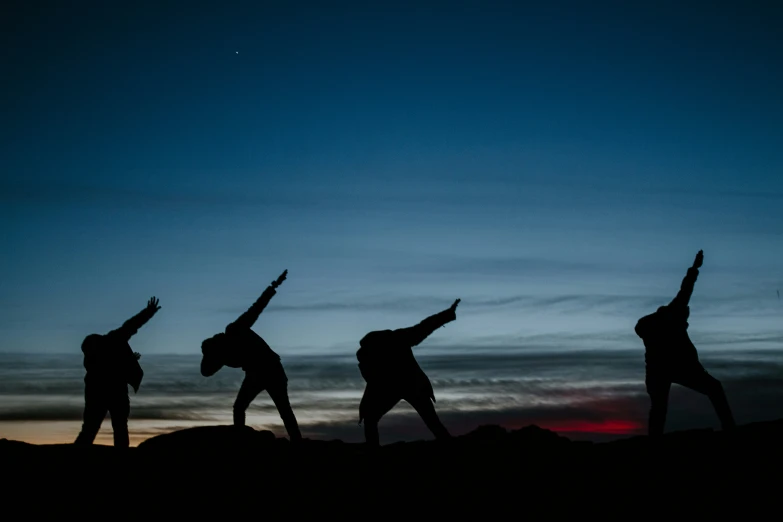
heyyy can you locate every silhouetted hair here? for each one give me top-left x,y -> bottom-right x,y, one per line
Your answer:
201,333 -> 226,355
658,304 -> 690,321
82,333 -> 103,352
200,333 -> 226,377
359,330 -> 393,349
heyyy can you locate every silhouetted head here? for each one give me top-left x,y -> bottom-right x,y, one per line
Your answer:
200,333 -> 226,376
360,330 -> 394,349
81,334 -> 104,352
202,333 -> 226,355
657,305 -> 690,323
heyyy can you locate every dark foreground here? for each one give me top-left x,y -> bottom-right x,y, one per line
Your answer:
3,420 -> 781,517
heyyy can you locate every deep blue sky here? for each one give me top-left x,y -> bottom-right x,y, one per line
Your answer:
1,1 -> 782,443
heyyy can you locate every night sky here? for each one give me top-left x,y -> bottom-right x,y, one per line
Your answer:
1,1 -> 782,445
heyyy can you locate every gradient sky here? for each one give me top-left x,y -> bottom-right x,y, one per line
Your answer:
1,1 -> 782,445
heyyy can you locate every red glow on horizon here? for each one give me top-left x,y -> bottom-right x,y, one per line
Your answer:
541,419 -> 643,435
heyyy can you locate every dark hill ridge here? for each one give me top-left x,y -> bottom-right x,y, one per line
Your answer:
3,420 -> 782,516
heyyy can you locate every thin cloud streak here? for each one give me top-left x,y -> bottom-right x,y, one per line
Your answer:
2,349 -> 783,444
217,292 -> 781,317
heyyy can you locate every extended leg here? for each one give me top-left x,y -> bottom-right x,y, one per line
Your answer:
108,394 -> 131,448
406,395 -> 451,440
676,370 -> 736,431
74,388 -> 108,445
359,384 -> 400,447
646,375 -> 671,437
267,380 -> 302,441
363,422 -> 380,447
233,374 -> 264,427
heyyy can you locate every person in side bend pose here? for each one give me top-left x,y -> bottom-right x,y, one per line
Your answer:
74,296 -> 161,448
635,250 -> 736,436
357,298 -> 461,446
200,270 -> 302,441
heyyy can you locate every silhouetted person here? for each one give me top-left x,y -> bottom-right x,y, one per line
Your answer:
635,250 -> 736,436
200,270 -> 302,441
74,296 -> 161,448
357,299 -> 460,446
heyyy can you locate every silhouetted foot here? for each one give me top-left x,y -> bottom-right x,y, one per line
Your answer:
721,424 -> 737,440
233,424 -> 254,435
363,442 -> 381,454
435,434 -> 456,447
645,434 -> 665,454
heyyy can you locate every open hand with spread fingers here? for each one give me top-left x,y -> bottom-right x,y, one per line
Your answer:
146,296 -> 161,314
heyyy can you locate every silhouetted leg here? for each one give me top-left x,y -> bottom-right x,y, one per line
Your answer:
233,373 -> 265,427
645,375 -> 671,437
360,384 -> 401,446
74,387 -> 108,445
363,420 -> 380,447
406,395 -> 451,440
675,370 -> 736,431
108,394 -> 131,448
267,380 -> 302,441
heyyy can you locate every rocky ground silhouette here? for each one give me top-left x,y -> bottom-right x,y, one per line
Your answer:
3,419 -> 781,516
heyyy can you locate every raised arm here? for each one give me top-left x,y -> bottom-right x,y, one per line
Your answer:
108,297 -> 161,342
669,250 -> 702,309
396,299 -> 460,347
230,270 -> 287,331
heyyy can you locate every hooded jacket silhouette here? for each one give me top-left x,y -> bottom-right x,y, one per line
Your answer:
200,270 -> 301,441
357,299 -> 460,446
634,250 -> 735,436
74,296 -> 160,448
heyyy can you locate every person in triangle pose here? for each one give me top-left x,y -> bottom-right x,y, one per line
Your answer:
75,296 -> 161,448
635,250 -> 736,436
200,270 -> 302,441
356,298 -> 460,446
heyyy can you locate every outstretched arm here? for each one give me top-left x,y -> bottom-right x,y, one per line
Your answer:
396,299 -> 460,347
230,270 -> 287,331
108,297 -> 161,342
669,250 -> 702,309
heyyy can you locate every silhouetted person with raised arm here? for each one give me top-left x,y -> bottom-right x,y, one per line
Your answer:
200,270 -> 302,442
357,299 -> 460,446
635,250 -> 736,437
74,296 -> 161,448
